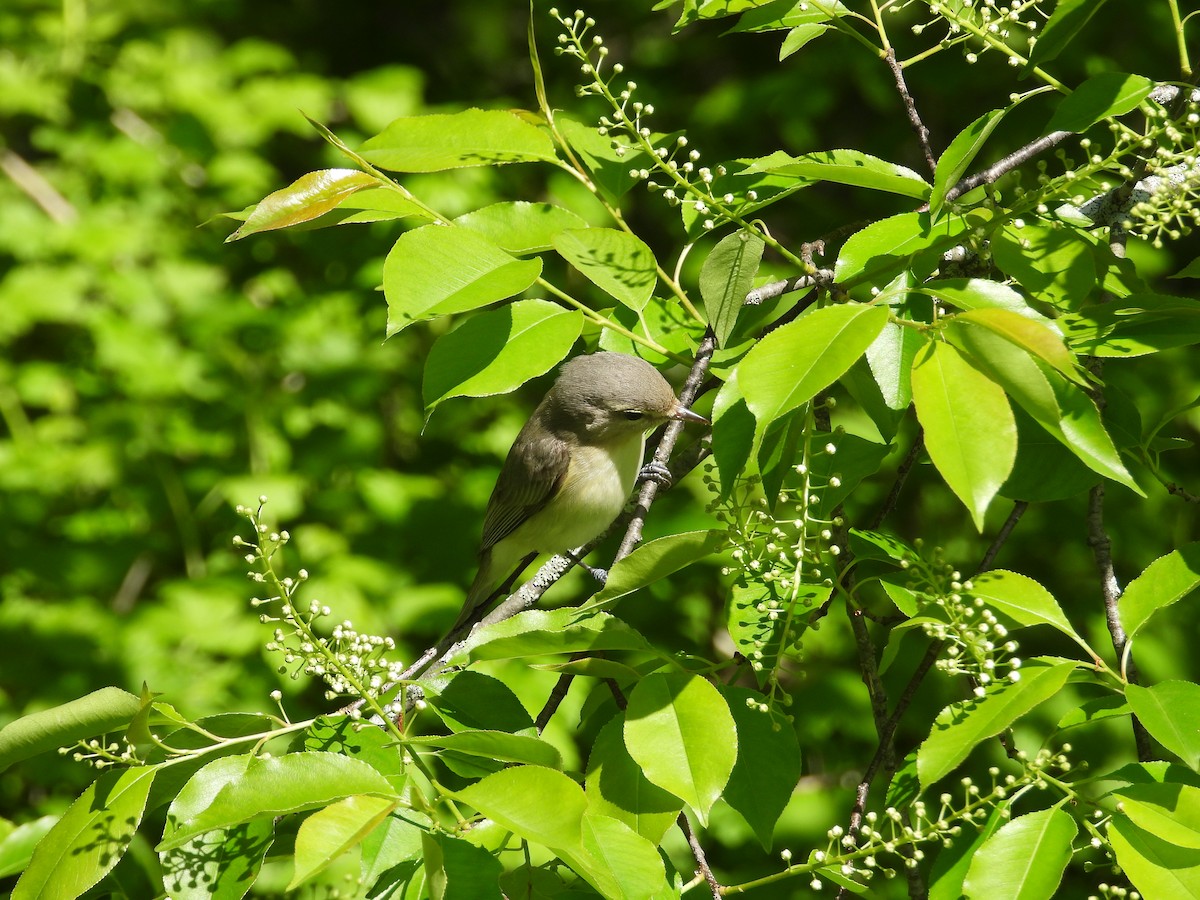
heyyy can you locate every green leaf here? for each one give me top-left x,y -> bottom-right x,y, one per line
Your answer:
13,767 -> 156,900
700,230 -> 764,347
962,806 -> 1077,900
726,0 -> 848,32
459,608 -> 653,662
922,278 -> 1053,324
991,221 -> 1097,308
739,303 -> 890,432
834,211 -> 976,286
624,673 -> 738,825
407,731 -> 563,770
1065,294 -> 1200,358
944,321 -> 1138,491
1026,0 -> 1111,69
289,795 -> 398,889
0,687 -> 141,774
157,752 -> 399,851
1172,257 -> 1200,279
931,108 -> 1006,216
160,755 -> 275,900
953,308 -> 1082,383
744,149 -> 930,200
585,714 -> 682,844
553,228 -> 658,312
911,340 -> 1016,530
577,812 -> 673,900
918,662 -> 1075,787
1126,682 -> 1200,770
454,765 -> 586,851
360,108 -> 558,171
1046,73 -> 1154,134
227,169 -> 382,240
0,816 -> 56,880
360,811 -> 427,893
1114,783 -> 1200,849
779,23 -> 829,59
422,300 -> 582,411
968,570 -> 1084,646
594,530 -> 725,605
711,371 -> 756,497
301,717 -> 406,789
865,318 -> 922,410
423,670 -> 535,734
557,115 -> 673,202
422,831 -> 503,900
1120,544 -> 1200,640
929,801 -> 1010,900
1056,694 -> 1129,731
721,686 -> 801,849
382,225 -> 543,336
1109,814 -> 1200,899
454,202 -> 587,255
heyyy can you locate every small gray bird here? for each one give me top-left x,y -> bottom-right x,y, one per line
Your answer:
453,351 -> 707,630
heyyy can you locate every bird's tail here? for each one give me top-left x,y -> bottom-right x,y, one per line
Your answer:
452,551 -> 498,633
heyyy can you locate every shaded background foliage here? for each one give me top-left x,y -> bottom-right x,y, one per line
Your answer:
1,0 -> 1197,890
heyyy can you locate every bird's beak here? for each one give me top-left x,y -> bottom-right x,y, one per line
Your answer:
671,403 -> 709,426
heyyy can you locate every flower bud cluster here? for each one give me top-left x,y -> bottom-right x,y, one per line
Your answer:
1124,100 -> 1200,248
909,0 -> 1048,64
236,500 -> 406,710
551,8 -> 759,230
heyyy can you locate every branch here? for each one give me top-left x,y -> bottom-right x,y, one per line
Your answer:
868,431 -> 924,530
943,131 -> 1072,203
977,501 -> 1028,572
884,49 -> 937,177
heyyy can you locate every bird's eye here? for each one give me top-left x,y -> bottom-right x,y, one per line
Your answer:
622,410 -> 645,421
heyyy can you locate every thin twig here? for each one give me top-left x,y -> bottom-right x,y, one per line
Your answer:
977,501 -> 1028,572
869,431 -> 924,530
1086,484 -> 1154,761
884,49 -> 936,176
943,131 -> 1072,203
1,150 -> 77,223
680,812 -> 723,899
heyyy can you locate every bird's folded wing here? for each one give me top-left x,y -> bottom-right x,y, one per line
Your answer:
479,430 -> 570,552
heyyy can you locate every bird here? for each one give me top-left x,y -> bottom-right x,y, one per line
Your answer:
452,351 -> 708,631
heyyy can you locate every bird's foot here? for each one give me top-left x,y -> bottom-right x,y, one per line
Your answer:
638,461 -> 673,489
584,565 -> 609,586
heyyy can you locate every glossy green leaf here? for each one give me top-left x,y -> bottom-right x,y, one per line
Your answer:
594,530 -> 725,605
726,0 -> 848,32
454,202 -> 587,255
289,795 -> 398,889
422,831 -> 503,900
459,608 -> 653,662
911,340 -> 1016,530
1046,73 -> 1154,135
1126,682 -> 1200,770
160,755 -> 275,900
969,570 -> 1084,645
227,169 -> 380,241
407,731 -> 562,769
422,300 -> 582,411
700,230 -> 764,347
360,811 -> 427,893
834,211 -> 975,286
557,114 -> 672,202
739,303 -> 889,431
1056,694 -> 1129,731
383,225 -> 542,336
585,714 -> 682,844
0,687 -> 141,774
454,765 -> 586,850
721,686 -> 801,848
918,662 -> 1075,787
746,149 -> 930,200
553,228 -> 657,312
423,670 -> 535,734
1026,0 -> 1111,69
624,672 -> 737,825
944,322 -> 1138,491
931,108 -> 1005,216
780,23 -> 829,58
991,222 -> 1096,308
865,318 -> 922,410
13,767 -> 155,900
0,816 -> 56,880
954,308 -> 1082,383
929,801 -> 1010,900
710,371 -> 756,497
1109,814 -> 1200,899
1065,294 -> 1200,358
923,278 -> 1053,324
962,806 -> 1077,900
578,812 -> 673,900
361,108 -> 557,171
1120,544 -> 1200,640
158,752 -> 399,850
1114,783 -> 1200,849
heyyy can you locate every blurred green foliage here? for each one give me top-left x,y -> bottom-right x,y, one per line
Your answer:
1,0 -> 1198,895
